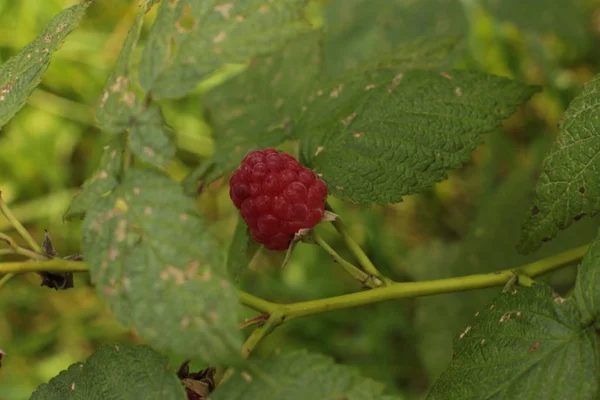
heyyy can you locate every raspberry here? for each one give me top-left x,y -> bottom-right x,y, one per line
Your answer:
229,149 -> 327,251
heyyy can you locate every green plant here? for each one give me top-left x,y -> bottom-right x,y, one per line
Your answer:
1,0 -> 600,399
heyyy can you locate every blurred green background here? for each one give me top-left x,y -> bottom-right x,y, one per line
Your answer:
1,0 -> 600,399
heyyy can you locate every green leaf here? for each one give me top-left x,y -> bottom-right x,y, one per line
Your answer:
0,2 -> 90,128
30,345 -> 184,400
212,351 -> 397,400
64,138 -> 123,220
299,69 -> 537,204
574,229 -> 600,323
409,156 -> 600,381
482,0 -> 590,49
427,284 -> 598,399
95,7 -> 145,133
518,72 -> 600,253
129,105 -> 176,167
226,216 -> 261,280
139,0 -> 310,99
81,169 -> 243,365
323,0 -> 466,76
205,31 -> 322,172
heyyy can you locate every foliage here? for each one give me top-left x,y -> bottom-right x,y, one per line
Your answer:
1,0 -> 600,399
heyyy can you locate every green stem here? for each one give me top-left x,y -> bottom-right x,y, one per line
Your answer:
240,310 -> 283,359
0,193 -> 44,254
312,231 -> 380,288
0,243 -> 587,320
237,290 -> 278,314
0,233 -> 47,261
0,273 -> 15,289
326,203 -> 392,285
0,259 -> 88,273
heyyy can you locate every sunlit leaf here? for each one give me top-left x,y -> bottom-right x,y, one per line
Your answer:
139,0 -> 310,99
0,1 -> 91,128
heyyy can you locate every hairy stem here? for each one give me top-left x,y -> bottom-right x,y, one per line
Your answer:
0,193 -> 44,254
326,203 -> 392,285
312,231 -> 380,288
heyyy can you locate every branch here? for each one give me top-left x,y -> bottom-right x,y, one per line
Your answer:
326,202 -> 393,285
312,231 -> 381,288
0,243 -> 588,319
0,193 -> 44,254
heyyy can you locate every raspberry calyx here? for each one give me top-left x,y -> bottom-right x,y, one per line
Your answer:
229,148 -> 328,251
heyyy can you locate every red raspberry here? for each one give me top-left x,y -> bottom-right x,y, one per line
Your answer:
229,149 -> 328,251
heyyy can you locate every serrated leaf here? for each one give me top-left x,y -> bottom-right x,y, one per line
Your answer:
30,345 -> 184,400
139,0 -> 310,99
409,159 -> 600,381
212,351 -> 397,400
323,0 -> 466,76
81,169 -> 243,365
518,72 -> 600,253
299,69 -> 537,204
482,0 -> 590,49
226,216 -> 261,280
0,2 -> 90,128
129,105 -> 176,167
64,139 -> 124,220
574,228 -> 600,323
95,8 -> 145,133
427,284 -> 598,399
205,31 -> 322,172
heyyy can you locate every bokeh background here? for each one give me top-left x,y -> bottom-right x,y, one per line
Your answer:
1,0 -> 600,399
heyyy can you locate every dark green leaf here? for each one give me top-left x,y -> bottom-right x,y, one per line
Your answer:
81,169 -> 243,365
574,229 -> 600,323
129,105 -> 176,167
518,73 -> 600,253
409,158 -> 600,380
0,2 -> 90,128
205,31 -> 322,172
95,7 -> 145,133
64,138 -> 123,220
323,0 -> 466,76
226,216 -> 261,280
30,345 -> 184,400
299,69 -> 537,204
212,351 -> 397,400
139,0 -> 310,99
482,0 -> 590,49
427,284 -> 598,399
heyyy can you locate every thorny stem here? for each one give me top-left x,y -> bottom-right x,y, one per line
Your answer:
312,231 -> 381,289
0,243 -> 587,316
0,193 -> 44,254
326,202 -> 393,285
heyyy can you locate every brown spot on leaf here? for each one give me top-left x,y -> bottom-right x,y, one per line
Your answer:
213,3 -> 234,19
213,31 -> 227,43
579,186 -> 585,194
529,341 -> 540,352
454,87 -> 463,96
531,205 -> 539,216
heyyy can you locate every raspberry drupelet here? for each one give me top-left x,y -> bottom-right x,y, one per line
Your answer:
229,149 -> 328,251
